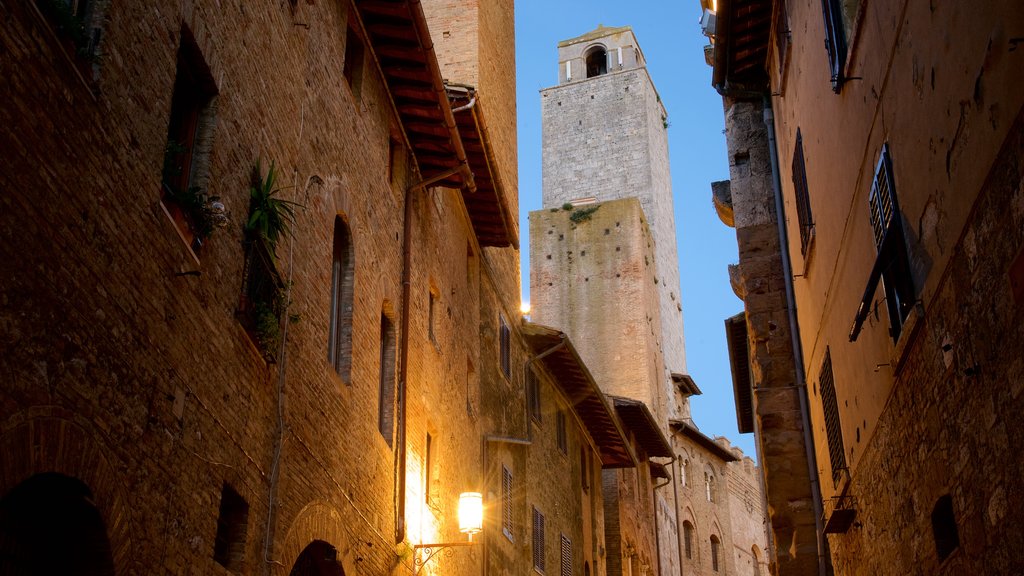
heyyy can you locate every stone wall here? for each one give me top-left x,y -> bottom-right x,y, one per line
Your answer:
0,1 -> 537,575
722,97 -> 819,575
824,104 -> 1024,576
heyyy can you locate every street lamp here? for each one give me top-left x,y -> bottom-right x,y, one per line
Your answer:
413,492 -> 482,573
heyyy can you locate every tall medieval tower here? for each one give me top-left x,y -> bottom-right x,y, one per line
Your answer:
531,25 -> 688,426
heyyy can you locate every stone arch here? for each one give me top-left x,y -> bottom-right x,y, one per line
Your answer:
751,543 -> 765,576
279,501 -> 357,576
681,507 -> 699,563
584,44 -> 608,78
0,412 -> 133,573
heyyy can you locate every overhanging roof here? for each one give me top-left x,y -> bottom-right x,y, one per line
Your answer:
672,372 -> 702,397
711,0 -> 773,95
725,313 -> 755,434
670,419 -> 739,463
610,396 -> 673,458
521,322 -> 635,468
353,0 -> 517,248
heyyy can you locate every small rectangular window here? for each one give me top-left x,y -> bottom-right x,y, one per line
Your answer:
532,506 -> 546,573
556,411 -> 567,454
820,348 -> 846,487
559,533 -> 572,576
580,447 -> 590,492
527,368 -> 542,422
792,129 -> 814,255
499,314 -> 511,378
502,466 -> 514,541
343,23 -> 365,99
428,290 -> 437,344
378,313 -> 397,447
213,484 -> 249,571
425,433 -> 436,503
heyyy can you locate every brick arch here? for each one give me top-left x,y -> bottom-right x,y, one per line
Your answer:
278,501 -> 357,576
0,411 -> 133,573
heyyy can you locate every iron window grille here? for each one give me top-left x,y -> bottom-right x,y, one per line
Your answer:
502,466 -> 514,541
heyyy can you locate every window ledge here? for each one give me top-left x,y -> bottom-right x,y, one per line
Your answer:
158,200 -> 201,267
891,301 -> 925,376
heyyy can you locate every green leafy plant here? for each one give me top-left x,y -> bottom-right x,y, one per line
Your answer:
162,140 -> 214,242
246,161 -> 301,259
570,205 -> 601,223
562,203 -> 574,211
253,301 -> 282,361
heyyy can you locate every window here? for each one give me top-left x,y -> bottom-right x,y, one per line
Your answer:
556,411 -> 567,454
378,312 -> 397,447
502,466 -> 514,541
710,535 -> 721,572
428,289 -> 437,344
683,521 -> 694,559
704,471 -> 716,503
680,458 -> 689,488
532,507 -> 546,573
792,129 -> 814,255
850,145 -> 916,342
213,484 -> 249,571
499,314 -> 511,378
580,447 -> 590,492
820,348 -> 847,487
585,46 -> 608,78
329,217 -> 355,381
527,368 -> 542,422
35,0 -> 105,79
932,495 -> 959,561
388,137 -> 403,185
869,145 -> 915,341
820,0 -> 860,92
162,25 -> 218,252
424,433 -> 435,503
559,533 -> 572,576
343,23 -> 366,99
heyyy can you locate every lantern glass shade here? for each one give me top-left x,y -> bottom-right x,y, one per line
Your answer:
458,492 -> 483,535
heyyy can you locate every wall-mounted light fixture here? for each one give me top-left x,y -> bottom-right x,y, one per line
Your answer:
413,492 -> 482,574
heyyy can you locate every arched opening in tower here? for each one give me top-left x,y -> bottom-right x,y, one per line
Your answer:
586,47 -> 608,78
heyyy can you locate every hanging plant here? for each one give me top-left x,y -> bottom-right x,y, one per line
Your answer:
246,161 -> 301,260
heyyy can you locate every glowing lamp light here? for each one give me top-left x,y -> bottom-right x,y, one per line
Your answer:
458,492 -> 483,536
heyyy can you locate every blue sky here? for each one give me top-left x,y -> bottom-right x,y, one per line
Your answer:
513,1 -> 757,459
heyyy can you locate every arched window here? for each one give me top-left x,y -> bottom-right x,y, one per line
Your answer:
683,521 -> 695,559
680,457 -> 690,488
710,535 -> 721,572
585,46 -> 608,78
704,470 -> 716,503
931,494 -> 959,561
378,310 -> 397,447
329,216 -> 355,381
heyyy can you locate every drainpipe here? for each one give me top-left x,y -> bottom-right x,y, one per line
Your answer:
762,96 -> 830,576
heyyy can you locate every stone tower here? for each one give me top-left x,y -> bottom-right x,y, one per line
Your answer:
532,25 -> 688,425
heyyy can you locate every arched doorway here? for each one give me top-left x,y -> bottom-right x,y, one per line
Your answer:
289,540 -> 344,576
0,473 -> 115,575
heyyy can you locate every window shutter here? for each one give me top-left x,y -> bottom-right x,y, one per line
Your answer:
820,0 -> 847,92
560,533 -> 572,576
868,145 -> 898,250
499,315 -> 511,377
532,507 -> 546,573
819,349 -> 846,486
792,129 -> 814,255
502,466 -> 514,540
